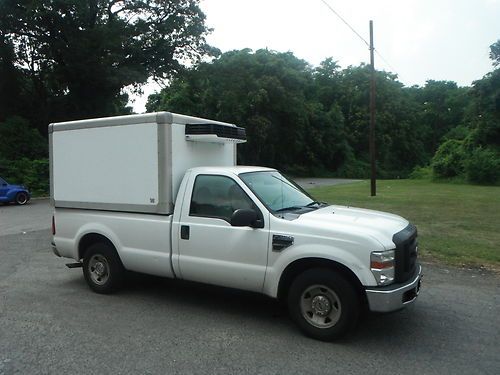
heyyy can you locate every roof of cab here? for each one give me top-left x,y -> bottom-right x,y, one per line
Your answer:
188,166 -> 276,175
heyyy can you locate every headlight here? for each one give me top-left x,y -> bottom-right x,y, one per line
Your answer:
370,249 -> 395,285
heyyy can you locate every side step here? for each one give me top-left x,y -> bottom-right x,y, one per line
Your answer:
65,262 -> 83,269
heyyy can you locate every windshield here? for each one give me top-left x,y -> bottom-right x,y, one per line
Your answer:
239,171 -> 315,212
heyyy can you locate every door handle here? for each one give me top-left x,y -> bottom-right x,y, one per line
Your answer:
181,225 -> 190,240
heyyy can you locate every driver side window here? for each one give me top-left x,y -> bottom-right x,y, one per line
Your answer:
190,175 -> 256,222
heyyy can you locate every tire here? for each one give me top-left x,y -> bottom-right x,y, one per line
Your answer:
287,268 -> 360,341
82,242 -> 125,294
15,192 -> 29,205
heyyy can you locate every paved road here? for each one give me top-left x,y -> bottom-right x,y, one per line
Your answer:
293,178 -> 361,189
1,203 -> 499,374
0,199 -> 52,236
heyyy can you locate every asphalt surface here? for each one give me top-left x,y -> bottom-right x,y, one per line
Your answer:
0,199 -> 53,236
294,178 -> 361,189
1,201 -> 499,375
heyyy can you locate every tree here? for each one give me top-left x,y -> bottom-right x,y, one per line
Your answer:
410,80 -> 469,154
490,39 -> 500,67
147,50 -> 433,177
0,36 -> 24,122
427,39 -> 500,184
0,0 -> 216,134
0,116 -> 47,160
148,49 -> 347,172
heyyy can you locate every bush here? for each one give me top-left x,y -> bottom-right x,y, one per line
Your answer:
0,157 -> 49,196
409,165 -> 433,179
335,158 -> 370,179
466,147 -> 500,184
431,139 -> 466,178
0,116 -> 47,160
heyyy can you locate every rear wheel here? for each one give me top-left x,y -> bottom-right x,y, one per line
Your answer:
15,192 -> 28,205
288,268 -> 360,341
82,243 -> 125,294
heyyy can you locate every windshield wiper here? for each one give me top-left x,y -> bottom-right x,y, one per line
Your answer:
305,201 -> 322,207
277,201 -> 326,212
275,206 -> 304,212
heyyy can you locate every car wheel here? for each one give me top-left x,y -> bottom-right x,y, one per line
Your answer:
82,242 -> 125,294
288,268 -> 360,341
15,192 -> 29,205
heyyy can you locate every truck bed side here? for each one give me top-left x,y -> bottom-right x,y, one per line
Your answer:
53,208 -> 174,278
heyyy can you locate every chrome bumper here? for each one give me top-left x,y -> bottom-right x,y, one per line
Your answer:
51,241 -> 61,257
365,265 -> 422,312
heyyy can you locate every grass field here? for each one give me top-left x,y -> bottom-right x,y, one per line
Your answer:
308,179 -> 500,270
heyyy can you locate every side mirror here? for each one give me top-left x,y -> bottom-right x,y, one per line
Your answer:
230,209 -> 263,228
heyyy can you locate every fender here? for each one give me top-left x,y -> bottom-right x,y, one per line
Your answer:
74,222 -> 123,261
5,188 -> 30,201
263,243 -> 376,298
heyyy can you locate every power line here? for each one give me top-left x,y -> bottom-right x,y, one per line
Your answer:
319,0 -> 401,78
374,50 -> 398,75
319,0 -> 370,48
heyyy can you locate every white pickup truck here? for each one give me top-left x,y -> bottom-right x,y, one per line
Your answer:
50,112 -> 422,341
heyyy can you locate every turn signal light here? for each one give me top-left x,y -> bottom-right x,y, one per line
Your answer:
370,260 -> 393,269
370,250 -> 395,285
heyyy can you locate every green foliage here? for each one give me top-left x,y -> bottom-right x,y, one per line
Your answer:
408,80 -> 470,162
409,166 -> 433,180
148,49 -> 344,171
147,49 -> 447,177
490,39 -> 500,67
0,0 -> 215,134
426,50 -> 500,185
0,3 -> 499,190
431,139 -> 466,178
0,116 -> 47,160
0,157 -> 49,196
466,147 -> 500,184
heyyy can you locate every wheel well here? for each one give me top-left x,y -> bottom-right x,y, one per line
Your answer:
78,233 -> 116,260
277,258 -> 366,302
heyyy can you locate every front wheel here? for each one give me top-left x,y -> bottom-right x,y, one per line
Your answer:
288,268 -> 360,341
15,192 -> 29,205
82,243 -> 125,294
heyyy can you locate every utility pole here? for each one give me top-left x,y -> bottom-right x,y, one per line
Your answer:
369,20 -> 376,197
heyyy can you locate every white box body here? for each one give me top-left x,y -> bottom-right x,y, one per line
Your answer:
49,112 -> 241,214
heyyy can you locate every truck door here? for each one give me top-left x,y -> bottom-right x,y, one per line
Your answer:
176,174 -> 269,292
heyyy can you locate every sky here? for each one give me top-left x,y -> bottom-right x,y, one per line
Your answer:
130,0 -> 500,112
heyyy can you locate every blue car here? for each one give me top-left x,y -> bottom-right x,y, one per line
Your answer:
0,177 -> 31,205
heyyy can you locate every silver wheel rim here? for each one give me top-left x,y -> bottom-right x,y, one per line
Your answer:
300,284 -> 341,329
17,193 -> 27,204
88,254 -> 110,285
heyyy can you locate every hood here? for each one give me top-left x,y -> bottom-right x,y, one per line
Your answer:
296,205 -> 409,249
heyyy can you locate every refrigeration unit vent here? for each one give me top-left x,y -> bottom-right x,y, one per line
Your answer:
185,123 -> 247,144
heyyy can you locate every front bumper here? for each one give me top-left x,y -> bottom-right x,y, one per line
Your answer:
365,265 -> 422,312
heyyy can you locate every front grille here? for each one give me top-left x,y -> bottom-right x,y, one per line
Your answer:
185,123 -> 247,140
393,223 -> 418,283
